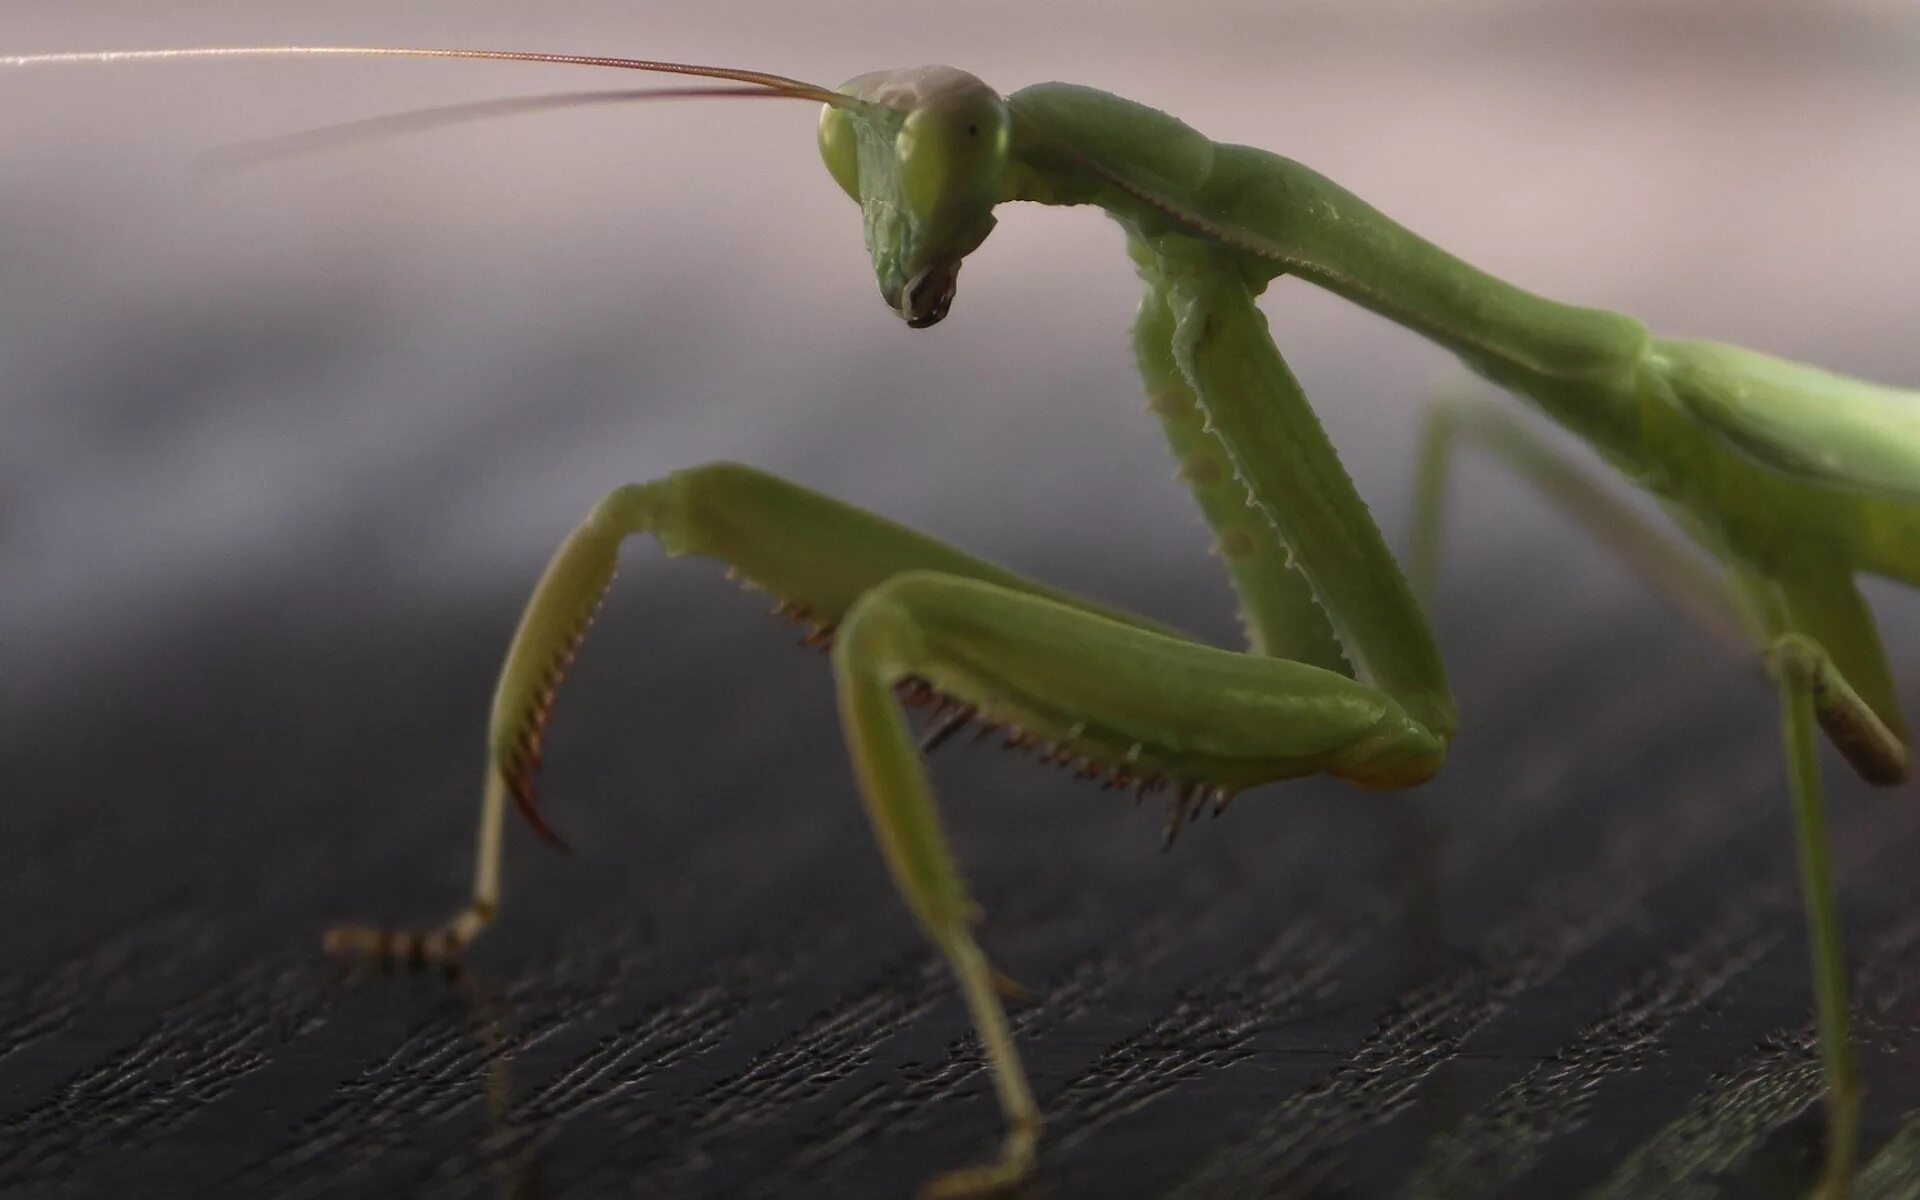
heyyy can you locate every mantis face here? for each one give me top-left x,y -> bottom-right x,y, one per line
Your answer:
818,67 -> 1009,327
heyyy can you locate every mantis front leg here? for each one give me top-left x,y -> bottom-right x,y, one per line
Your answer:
324,461 -> 1183,964
325,457 -> 1444,1196
330,243 -> 1460,1195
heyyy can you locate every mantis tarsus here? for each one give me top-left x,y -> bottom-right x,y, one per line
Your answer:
8,44 -> 1917,1199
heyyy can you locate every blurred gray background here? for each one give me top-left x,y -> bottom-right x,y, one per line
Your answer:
5,3 -> 1920,1198
9,0 -> 1920,694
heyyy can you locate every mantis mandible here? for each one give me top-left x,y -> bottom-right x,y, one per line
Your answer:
7,45 -> 1918,1200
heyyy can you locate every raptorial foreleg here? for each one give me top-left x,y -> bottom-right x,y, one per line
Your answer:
323,461 -> 1184,964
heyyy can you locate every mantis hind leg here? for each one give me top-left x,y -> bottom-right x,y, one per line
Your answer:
1411,391 -> 1910,781
1775,644 -> 1862,1200
325,461 -> 1189,964
1751,566 -> 1909,1199
1410,394 -> 1751,647
1414,398 -> 1911,1192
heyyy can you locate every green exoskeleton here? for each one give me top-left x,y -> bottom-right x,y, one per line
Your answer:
8,46 -> 1916,1199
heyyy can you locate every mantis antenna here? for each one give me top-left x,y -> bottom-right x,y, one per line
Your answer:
0,45 -> 859,109
199,87 -> 825,170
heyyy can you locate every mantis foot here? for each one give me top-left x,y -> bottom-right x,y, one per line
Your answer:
322,901 -> 494,969
916,1115 -> 1038,1200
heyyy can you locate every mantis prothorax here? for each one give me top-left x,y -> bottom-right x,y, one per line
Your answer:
8,45 -> 1917,1199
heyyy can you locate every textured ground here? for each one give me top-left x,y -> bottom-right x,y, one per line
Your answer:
7,559 -> 1920,1199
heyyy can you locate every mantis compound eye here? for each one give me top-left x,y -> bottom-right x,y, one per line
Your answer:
900,262 -> 959,327
817,104 -> 861,201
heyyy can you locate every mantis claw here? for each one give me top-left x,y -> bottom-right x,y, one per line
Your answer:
1159,784 -> 1199,850
501,760 -> 574,853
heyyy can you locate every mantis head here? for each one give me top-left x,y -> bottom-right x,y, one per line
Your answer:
818,67 -> 1009,327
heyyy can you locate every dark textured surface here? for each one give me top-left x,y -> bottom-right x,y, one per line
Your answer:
7,554 -> 1920,1200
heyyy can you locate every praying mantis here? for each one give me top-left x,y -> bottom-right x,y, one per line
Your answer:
6,44 -> 1918,1200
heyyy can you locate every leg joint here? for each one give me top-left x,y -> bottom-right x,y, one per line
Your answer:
588,461 -> 775,536
835,572 -> 944,676
1767,633 -> 1911,785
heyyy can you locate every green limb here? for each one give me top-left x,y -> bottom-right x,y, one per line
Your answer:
1771,631 -> 1910,788
1410,393 -> 1906,1195
328,453 -> 1444,1191
834,571 -> 1444,1195
482,461 -> 1173,833
324,772 -> 507,964
1411,393 -> 1910,787
1407,401 -> 1456,611
1137,244 -> 1456,740
1768,565 -> 1910,783
323,461 -> 1179,966
1409,394 -> 1750,650
833,598 -> 1037,1200
1132,268 -> 1351,674
1747,561 -> 1910,1198
840,572 -> 1440,800
1774,647 -> 1861,1200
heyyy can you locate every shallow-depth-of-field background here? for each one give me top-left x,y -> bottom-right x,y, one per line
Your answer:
5,3 -> 1920,1196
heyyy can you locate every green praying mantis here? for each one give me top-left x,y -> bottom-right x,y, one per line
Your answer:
7,44 -> 1919,1200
